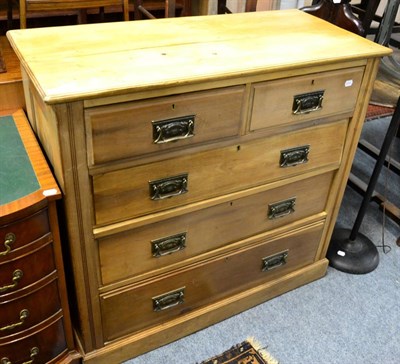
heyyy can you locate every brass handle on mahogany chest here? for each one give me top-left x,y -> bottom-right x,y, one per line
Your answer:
153,287 -> 185,312
0,309 -> 29,332
1,347 -> 39,364
292,90 -> 324,115
149,174 -> 188,200
1,233 -> 16,256
152,115 -> 195,144
268,197 -> 296,220
280,145 -> 310,168
152,232 -> 187,257
262,250 -> 289,272
0,269 -> 23,293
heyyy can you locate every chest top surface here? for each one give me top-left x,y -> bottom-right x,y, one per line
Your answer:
6,9 -> 391,104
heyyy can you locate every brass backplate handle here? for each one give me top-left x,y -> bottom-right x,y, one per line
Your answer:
268,197 -> 296,220
1,347 -> 39,364
0,269 -> 23,293
292,90 -> 324,115
152,115 -> 195,144
280,145 -> 310,168
149,174 -> 188,200
262,250 -> 289,272
152,232 -> 187,257
1,233 -> 16,257
153,287 -> 185,312
0,309 -> 29,332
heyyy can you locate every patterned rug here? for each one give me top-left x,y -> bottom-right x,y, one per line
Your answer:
199,339 -> 278,364
366,103 -> 395,121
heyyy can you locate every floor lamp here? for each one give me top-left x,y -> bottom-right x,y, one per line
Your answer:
327,96 -> 400,274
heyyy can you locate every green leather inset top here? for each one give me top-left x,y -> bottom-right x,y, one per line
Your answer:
0,115 -> 40,205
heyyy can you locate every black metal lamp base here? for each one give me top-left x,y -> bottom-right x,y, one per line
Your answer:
327,228 -> 379,274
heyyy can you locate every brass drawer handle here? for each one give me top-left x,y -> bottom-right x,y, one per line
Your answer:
152,232 -> 187,257
0,309 -> 29,332
153,115 -> 195,144
149,174 -> 188,200
280,145 -> 310,168
268,197 -> 296,220
262,250 -> 289,272
1,347 -> 39,364
292,90 -> 324,115
0,269 -> 23,293
1,233 -> 16,257
153,287 -> 185,312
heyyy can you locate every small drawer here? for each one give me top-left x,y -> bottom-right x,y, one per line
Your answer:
93,120 -> 347,225
250,67 -> 364,131
0,237 -> 55,297
100,221 -> 324,341
0,316 -> 67,363
99,171 -> 333,285
0,209 -> 50,262
0,279 -> 61,338
85,86 -> 245,165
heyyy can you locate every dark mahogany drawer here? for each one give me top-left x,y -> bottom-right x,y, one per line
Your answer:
0,316 -> 67,363
0,209 -> 50,262
0,236 -> 55,296
0,278 -> 61,339
85,86 -> 245,165
99,171 -> 333,285
100,221 -> 323,341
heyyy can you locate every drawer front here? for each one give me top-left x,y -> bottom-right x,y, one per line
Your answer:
93,120 -> 347,225
250,67 -> 364,131
101,221 -> 323,341
85,86 -> 245,165
0,279 -> 61,338
0,317 -> 67,363
99,171 -> 333,285
0,239 -> 56,296
0,209 -> 50,262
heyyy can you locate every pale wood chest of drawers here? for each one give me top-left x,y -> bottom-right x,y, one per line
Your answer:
0,110 -> 79,363
7,10 -> 391,363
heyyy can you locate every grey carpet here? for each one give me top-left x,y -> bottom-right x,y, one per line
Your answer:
124,116 -> 400,364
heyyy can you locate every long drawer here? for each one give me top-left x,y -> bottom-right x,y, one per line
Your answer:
93,120 -> 347,225
98,171 -> 333,285
250,67 -> 364,131
100,221 -> 324,341
85,86 -> 245,165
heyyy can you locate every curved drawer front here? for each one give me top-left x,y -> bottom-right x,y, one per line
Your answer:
0,316 -> 67,363
85,86 -> 245,165
100,221 -> 323,341
250,67 -> 364,131
93,120 -> 347,225
98,171 -> 333,285
0,279 -> 61,338
0,238 -> 55,296
0,209 -> 50,262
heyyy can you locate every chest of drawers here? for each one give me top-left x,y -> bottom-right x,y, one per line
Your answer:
0,110 -> 79,363
7,10 -> 391,363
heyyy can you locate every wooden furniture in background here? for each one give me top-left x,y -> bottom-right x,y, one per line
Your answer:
0,36 -> 24,115
0,110 -> 80,363
133,0 -> 191,19
18,0 -> 130,28
7,10 -> 390,363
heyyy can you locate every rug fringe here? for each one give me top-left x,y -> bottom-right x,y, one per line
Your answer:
246,337 -> 279,364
